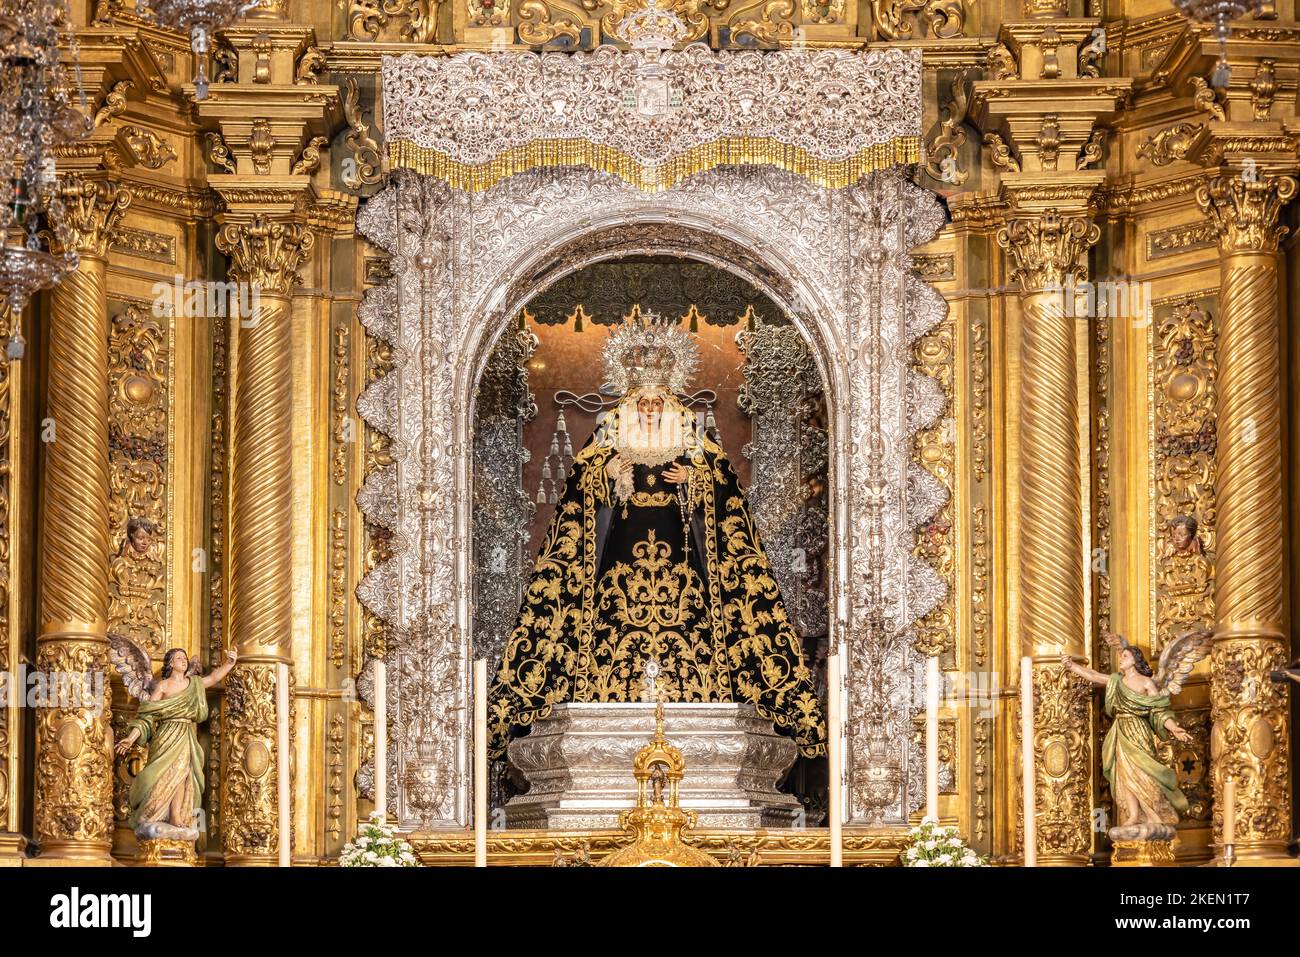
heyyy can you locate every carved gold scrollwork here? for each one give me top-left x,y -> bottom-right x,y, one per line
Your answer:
108,304 -> 169,656
1153,299 -> 1216,654
250,119 -> 275,176
206,132 -> 237,175
871,0 -> 964,40
94,79 -> 134,130
517,0 -> 583,44
220,663 -> 289,860
347,0 -> 441,42
923,71 -> 971,187
1250,59 -> 1276,121
292,136 -> 328,177
1136,123 -> 1202,168
986,42 -> 1017,80
343,78 -> 384,190
731,0 -> 797,44
1189,75 -> 1226,123
911,313 -> 955,658
1028,662 -> 1092,861
983,132 -> 1020,173
295,46 -> 326,84
34,643 -> 115,854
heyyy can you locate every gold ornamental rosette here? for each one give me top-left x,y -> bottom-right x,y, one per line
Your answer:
381,45 -> 923,193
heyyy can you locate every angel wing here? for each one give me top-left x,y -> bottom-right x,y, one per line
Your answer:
107,632 -> 156,701
1153,627 -> 1214,697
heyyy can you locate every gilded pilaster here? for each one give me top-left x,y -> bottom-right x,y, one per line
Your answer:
998,205 -> 1098,866
216,215 -> 313,865
33,175 -> 130,863
1196,171 -> 1295,864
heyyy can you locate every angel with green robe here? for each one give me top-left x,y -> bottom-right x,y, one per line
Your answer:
1061,628 -> 1211,837
110,638 -> 237,839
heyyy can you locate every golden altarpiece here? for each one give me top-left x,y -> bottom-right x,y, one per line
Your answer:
0,0 -> 1297,867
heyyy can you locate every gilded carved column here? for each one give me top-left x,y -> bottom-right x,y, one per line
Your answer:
998,210 -> 1098,866
216,215 -> 312,865
33,175 -> 130,862
1196,172 -> 1295,863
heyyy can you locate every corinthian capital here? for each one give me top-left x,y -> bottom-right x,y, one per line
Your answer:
216,216 -> 315,296
1196,173 -> 1298,254
996,211 -> 1099,291
52,176 -> 131,260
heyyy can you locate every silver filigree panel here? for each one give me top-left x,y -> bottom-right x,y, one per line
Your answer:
354,162 -> 949,829
382,45 -> 922,171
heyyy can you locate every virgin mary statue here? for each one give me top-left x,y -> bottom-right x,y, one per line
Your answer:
487,310 -> 827,758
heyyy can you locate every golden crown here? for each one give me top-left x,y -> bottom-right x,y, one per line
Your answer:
601,306 -> 699,395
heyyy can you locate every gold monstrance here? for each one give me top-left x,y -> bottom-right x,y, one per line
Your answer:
597,661 -> 719,867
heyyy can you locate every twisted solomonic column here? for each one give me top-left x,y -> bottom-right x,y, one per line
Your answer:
215,215 -> 313,865
1197,172 -> 1295,864
33,175 -> 130,861
997,211 -> 1099,866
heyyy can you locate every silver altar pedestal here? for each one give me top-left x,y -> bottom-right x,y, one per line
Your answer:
503,702 -> 802,830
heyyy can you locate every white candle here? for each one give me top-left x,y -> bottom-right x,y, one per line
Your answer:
827,650 -> 843,868
1020,655 -> 1036,867
474,659 -> 488,868
276,660 -> 291,868
925,654 -> 940,821
374,660 -> 387,822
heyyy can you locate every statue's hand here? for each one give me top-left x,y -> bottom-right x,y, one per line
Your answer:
1059,653 -> 1074,672
1169,724 -> 1192,744
605,455 -> 628,481
663,462 -> 690,484
226,647 -> 238,664
115,731 -> 138,756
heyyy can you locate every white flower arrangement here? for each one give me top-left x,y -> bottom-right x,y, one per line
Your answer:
339,813 -> 421,867
901,818 -> 987,868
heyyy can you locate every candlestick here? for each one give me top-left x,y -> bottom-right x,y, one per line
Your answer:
374,660 -> 387,822
474,658 -> 488,868
828,650 -> 843,868
1020,656 -> 1036,867
925,654 -> 940,821
276,660 -> 291,868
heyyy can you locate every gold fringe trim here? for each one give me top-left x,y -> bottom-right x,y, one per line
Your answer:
388,136 -> 921,192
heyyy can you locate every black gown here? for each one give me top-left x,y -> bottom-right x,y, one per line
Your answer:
487,407 -> 826,759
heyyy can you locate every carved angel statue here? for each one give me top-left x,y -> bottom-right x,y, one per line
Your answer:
1062,628 -> 1212,840
110,636 -> 237,841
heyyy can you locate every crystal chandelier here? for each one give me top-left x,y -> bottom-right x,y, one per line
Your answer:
1171,0 -> 1265,87
135,1 -> 260,99
0,0 -> 89,329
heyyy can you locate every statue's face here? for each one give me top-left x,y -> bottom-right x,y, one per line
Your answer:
636,393 -> 664,417
1118,648 -> 1134,673
1171,522 -> 1190,550
129,525 -> 151,552
168,650 -> 188,675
